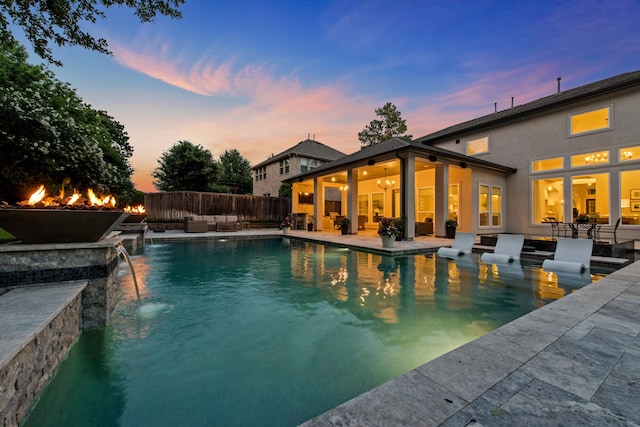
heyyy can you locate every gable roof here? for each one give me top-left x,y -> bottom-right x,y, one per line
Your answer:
284,137 -> 516,183
415,70 -> 640,144
252,139 -> 346,169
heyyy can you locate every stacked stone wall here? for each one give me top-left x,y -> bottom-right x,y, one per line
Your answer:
0,293 -> 82,427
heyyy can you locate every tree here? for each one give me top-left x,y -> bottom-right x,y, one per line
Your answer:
218,149 -> 253,194
278,183 -> 291,198
152,141 -> 219,192
0,39 -> 135,203
1,0 -> 184,66
358,102 -> 413,148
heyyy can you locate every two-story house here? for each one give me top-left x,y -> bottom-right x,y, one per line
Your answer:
252,138 -> 345,197
285,70 -> 640,245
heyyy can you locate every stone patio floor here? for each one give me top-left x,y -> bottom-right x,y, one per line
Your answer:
147,228 -> 640,426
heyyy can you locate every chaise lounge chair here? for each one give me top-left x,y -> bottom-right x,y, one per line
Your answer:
542,238 -> 592,274
436,232 -> 476,258
480,234 -> 524,264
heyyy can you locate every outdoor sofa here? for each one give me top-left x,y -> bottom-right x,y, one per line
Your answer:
184,215 -> 248,232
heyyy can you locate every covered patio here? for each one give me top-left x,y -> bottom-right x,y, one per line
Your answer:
284,138 -> 516,240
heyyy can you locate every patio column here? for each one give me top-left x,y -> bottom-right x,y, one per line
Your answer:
434,163 -> 449,237
401,153 -> 416,240
347,169 -> 358,234
314,178 -> 325,231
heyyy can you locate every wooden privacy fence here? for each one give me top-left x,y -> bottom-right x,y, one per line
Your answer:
144,192 -> 290,222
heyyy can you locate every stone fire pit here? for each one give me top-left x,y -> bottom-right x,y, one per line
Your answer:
0,209 -> 129,244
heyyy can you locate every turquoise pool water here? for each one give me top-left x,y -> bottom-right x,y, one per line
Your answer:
23,238 -> 601,426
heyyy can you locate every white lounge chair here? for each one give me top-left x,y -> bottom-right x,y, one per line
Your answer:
436,232 -> 476,258
542,238 -> 592,274
480,234 -> 524,264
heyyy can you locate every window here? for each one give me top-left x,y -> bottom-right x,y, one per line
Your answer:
479,185 -> 489,226
572,173 -> 609,222
533,177 -> 563,223
478,185 -> 502,227
255,166 -> 266,181
448,184 -> 458,221
491,187 -> 502,226
620,169 -> 640,224
570,107 -> 610,135
279,159 -> 290,175
358,195 -> 369,220
620,145 -> 639,162
571,150 -> 609,167
532,157 -> 563,172
372,193 -> 384,220
417,187 -> 434,222
466,136 -> 489,155
300,157 -> 323,172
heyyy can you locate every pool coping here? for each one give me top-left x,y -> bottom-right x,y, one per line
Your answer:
298,260 -> 640,426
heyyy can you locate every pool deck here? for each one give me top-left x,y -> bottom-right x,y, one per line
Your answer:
149,229 -> 640,426
2,229 -> 638,425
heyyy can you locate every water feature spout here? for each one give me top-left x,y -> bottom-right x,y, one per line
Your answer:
116,244 -> 141,304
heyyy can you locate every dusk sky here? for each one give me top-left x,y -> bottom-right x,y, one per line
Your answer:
15,0 -> 640,192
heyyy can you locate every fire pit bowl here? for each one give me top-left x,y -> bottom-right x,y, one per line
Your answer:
122,214 -> 147,223
0,209 -> 129,244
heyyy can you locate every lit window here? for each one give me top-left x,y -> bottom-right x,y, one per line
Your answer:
479,185 -> 489,226
620,145 -> 639,162
417,187 -> 434,222
571,173 -> 609,222
532,157 -> 563,172
532,177 -> 563,223
478,185 -> 502,227
621,170 -> 640,224
571,150 -> 609,167
358,195 -> 369,218
448,184 -> 458,221
570,107 -> 610,135
491,187 -> 502,226
466,137 -> 489,155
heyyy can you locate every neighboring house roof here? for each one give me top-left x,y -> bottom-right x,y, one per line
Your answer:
284,137 -> 516,183
415,69 -> 640,144
252,139 -> 346,170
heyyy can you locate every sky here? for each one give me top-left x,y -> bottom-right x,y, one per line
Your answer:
14,0 -> 640,192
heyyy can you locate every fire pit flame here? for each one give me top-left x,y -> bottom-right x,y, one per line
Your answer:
124,204 -> 146,214
19,185 -> 117,208
28,185 -> 46,205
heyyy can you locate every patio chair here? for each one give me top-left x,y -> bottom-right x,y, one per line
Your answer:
480,234 -> 524,264
542,238 -> 592,274
436,232 -> 476,258
595,218 -> 620,243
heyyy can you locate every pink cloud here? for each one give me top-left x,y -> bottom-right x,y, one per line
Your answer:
110,40 -> 576,193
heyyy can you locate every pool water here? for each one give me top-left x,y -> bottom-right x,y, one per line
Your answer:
23,238 -> 602,426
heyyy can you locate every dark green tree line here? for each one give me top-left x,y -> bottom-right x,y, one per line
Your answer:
0,40 -> 135,204
1,0 -> 184,66
152,142 -> 254,194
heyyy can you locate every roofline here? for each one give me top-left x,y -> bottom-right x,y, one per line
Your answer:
283,140 -> 516,183
416,70 -> 640,144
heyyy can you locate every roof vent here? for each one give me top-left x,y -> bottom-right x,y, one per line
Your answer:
557,77 -> 562,93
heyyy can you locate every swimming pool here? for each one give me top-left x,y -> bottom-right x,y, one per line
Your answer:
23,238 -> 602,426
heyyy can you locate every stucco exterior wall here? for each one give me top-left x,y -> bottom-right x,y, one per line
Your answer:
431,87 -> 640,241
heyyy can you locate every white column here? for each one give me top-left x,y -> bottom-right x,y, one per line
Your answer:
402,153 -> 416,240
347,169 -> 358,234
314,178 -> 325,231
434,163 -> 449,237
